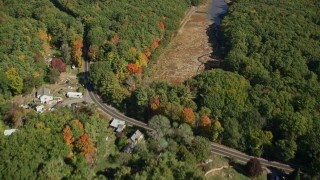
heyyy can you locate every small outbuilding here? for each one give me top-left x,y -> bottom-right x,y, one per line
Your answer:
4,129 -> 18,136
35,105 -> 45,113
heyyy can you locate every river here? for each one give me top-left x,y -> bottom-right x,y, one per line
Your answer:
209,0 -> 229,26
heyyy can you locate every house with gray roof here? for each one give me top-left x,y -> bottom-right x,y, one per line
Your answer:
36,88 -> 53,103
130,130 -> 144,144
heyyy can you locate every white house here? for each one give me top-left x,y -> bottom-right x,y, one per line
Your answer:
66,92 -> 83,98
4,129 -> 18,136
110,118 -> 126,132
35,105 -> 45,113
37,88 -> 53,103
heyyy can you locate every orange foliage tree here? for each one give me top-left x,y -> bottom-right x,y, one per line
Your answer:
62,125 -> 75,148
182,107 -> 195,124
77,133 -> 96,158
72,39 -> 83,68
127,63 -> 142,75
158,21 -> 165,30
152,38 -> 160,49
144,48 -> 151,57
200,114 -> 211,127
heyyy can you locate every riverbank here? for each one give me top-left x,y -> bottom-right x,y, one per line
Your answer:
150,1 -> 214,83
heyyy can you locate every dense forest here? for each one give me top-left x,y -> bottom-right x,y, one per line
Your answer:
0,0 -> 83,98
0,0 -> 200,99
1,0 -> 319,178
220,0 -> 320,176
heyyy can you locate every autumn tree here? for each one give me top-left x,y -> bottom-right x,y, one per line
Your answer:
158,21 -> 165,30
72,39 -> 83,68
62,125 -> 75,148
51,57 -> 66,73
38,29 -> 51,57
127,63 -> 142,75
76,133 -> 96,160
150,95 -> 161,112
246,158 -> 263,178
182,107 -> 195,125
200,114 -> 211,127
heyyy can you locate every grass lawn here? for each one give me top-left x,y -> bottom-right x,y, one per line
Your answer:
205,154 -> 268,180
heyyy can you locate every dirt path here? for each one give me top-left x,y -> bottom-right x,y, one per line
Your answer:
205,166 -> 231,176
151,2 -> 213,83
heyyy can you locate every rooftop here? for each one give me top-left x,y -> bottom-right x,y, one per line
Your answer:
37,88 -> 51,97
4,129 -> 18,136
110,118 -> 125,128
130,130 -> 143,142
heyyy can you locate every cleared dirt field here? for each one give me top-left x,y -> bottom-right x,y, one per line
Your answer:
151,3 -> 213,83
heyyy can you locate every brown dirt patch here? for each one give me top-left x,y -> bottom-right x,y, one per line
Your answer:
150,3 -> 213,83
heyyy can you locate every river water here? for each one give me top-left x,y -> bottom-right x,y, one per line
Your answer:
208,0 -> 229,27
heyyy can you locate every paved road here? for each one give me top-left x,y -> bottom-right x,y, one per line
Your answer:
83,58 -> 154,131
211,143 -> 295,174
83,57 -> 296,174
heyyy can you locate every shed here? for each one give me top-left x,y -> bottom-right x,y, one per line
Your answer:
35,105 -> 45,113
4,129 -> 18,136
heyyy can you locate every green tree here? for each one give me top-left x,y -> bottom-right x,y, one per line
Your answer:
38,158 -> 71,179
46,68 -> 60,84
275,139 -> 297,162
190,136 -> 210,162
5,67 -> 23,95
148,115 -> 172,140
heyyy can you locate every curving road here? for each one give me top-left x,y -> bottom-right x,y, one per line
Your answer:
83,56 -> 295,174
83,58 -> 154,131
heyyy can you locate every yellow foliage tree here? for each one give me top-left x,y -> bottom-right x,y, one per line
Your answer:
6,67 -> 23,95
38,29 -> 51,57
212,119 -> 223,142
